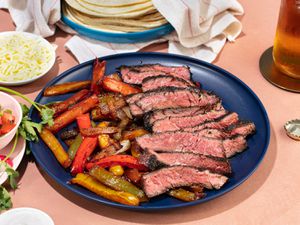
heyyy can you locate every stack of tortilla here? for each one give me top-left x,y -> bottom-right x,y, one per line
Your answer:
62,0 -> 168,33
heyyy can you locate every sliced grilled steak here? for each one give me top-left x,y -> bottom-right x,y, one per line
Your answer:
197,122 -> 256,139
135,87 -> 220,114
119,64 -> 191,85
223,135 -> 247,157
228,121 -> 256,137
151,109 -> 228,133
144,103 -> 224,127
126,93 -> 144,116
142,75 -> 195,92
137,131 -> 248,158
141,166 -> 228,197
182,112 -> 239,133
139,151 -> 231,175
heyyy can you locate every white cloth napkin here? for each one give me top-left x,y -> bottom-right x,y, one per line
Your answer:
1,0 -> 244,63
0,0 -> 60,37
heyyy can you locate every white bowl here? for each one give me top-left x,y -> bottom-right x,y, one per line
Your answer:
0,92 -> 22,150
0,207 -> 54,225
0,31 -> 56,86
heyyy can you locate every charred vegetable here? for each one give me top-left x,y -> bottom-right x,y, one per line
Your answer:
89,167 -> 147,201
44,81 -> 91,96
71,173 -> 139,206
39,128 -> 71,168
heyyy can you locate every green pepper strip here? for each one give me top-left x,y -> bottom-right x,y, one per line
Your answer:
67,134 -> 83,160
89,166 -> 147,202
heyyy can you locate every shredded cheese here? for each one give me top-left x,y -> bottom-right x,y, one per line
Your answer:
0,34 -> 53,82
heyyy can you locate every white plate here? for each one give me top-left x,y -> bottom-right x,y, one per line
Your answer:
0,136 -> 26,185
0,207 -> 54,225
0,31 -> 56,86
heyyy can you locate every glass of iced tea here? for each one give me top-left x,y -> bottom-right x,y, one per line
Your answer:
273,0 -> 300,79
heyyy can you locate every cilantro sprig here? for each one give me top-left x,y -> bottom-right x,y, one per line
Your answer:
0,132 -> 19,211
0,87 -> 54,211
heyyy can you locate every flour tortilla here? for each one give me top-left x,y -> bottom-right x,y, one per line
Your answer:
64,3 -> 167,32
80,0 -> 150,7
65,0 -> 156,18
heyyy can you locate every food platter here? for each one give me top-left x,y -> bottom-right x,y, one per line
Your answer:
61,13 -> 174,43
29,52 -> 270,210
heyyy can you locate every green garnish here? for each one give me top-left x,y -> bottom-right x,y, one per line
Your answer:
0,186 -> 12,210
0,87 -> 54,126
0,133 -> 19,211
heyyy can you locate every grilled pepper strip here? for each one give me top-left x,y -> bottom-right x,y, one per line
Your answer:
47,95 -> 99,133
168,188 -> 198,202
71,137 -> 98,175
76,113 -> 91,129
91,59 -> 106,95
44,81 -> 91,96
80,127 -> 120,137
89,167 -> 147,201
122,129 -> 148,141
102,77 -> 141,96
71,114 -> 97,175
86,155 -> 148,171
71,173 -> 139,206
67,134 -> 83,160
39,128 -> 71,168
51,89 -> 90,117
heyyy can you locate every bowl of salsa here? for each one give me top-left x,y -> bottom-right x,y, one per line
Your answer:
0,92 -> 22,150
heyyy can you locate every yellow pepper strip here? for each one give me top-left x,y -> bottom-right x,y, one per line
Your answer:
109,165 -> 124,176
71,173 -> 139,206
39,128 -> 71,168
97,121 -> 111,128
122,129 -> 148,141
98,134 -> 111,149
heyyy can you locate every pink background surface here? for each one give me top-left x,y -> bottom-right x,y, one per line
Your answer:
1,0 -> 300,224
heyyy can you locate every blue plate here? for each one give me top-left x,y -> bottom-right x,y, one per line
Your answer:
29,53 -> 270,211
61,14 -> 174,43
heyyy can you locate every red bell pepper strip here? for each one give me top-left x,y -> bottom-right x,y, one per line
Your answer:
102,77 -> 141,96
71,137 -> 98,175
51,89 -> 90,117
71,113 -> 97,175
91,59 -> 106,95
47,95 -> 99,133
76,113 -> 91,130
86,155 -> 148,171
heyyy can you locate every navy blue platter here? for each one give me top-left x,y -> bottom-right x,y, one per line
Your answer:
29,53 -> 270,211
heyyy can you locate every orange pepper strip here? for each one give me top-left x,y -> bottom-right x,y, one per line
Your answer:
51,89 -> 90,117
71,173 -> 139,206
47,95 -> 99,133
44,81 -> 91,96
39,128 -> 71,168
102,77 -> 141,96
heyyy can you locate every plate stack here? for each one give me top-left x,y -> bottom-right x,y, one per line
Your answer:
62,0 -> 169,33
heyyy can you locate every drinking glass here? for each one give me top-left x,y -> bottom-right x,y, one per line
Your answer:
273,0 -> 300,79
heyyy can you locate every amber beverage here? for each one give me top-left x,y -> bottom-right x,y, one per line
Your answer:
273,0 -> 300,79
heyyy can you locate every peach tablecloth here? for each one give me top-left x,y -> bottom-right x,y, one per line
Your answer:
1,0 -> 300,224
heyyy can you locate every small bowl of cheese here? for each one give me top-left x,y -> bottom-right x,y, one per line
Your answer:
0,31 -> 56,86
